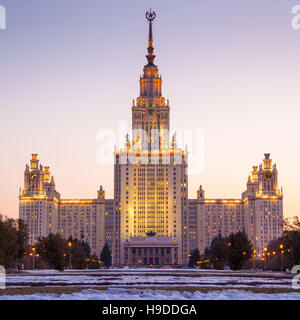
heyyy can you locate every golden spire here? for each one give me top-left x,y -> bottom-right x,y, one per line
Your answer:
125,133 -> 131,149
145,9 -> 156,66
171,132 -> 177,149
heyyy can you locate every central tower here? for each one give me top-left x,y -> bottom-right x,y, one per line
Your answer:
132,10 -> 170,151
114,10 -> 189,266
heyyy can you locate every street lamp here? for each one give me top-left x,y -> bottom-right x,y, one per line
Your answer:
36,253 -> 40,269
253,250 -> 256,269
32,247 -> 36,270
63,253 -> 67,266
68,241 -> 72,269
264,248 -> 268,270
280,244 -> 284,272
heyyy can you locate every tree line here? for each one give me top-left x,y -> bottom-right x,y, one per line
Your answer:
0,215 -> 28,269
1,214 -> 300,271
0,214 -> 112,271
188,219 -> 300,271
188,231 -> 252,270
33,233 -> 112,271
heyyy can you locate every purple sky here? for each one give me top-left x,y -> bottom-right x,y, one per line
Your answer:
0,0 -> 299,218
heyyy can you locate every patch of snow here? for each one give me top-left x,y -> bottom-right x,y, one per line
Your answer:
1,288 -> 300,300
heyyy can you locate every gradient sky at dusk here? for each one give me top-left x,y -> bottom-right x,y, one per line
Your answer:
0,1 -> 299,218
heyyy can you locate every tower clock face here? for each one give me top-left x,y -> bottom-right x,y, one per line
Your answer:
264,170 -> 273,181
29,172 -> 38,181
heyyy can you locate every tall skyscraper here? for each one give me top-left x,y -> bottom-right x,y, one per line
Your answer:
19,10 -> 283,266
113,10 -> 189,265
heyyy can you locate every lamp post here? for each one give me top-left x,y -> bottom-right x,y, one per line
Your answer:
253,250 -> 256,269
280,244 -> 284,272
68,241 -> 72,269
36,253 -> 39,269
32,247 -> 36,270
264,247 -> 267,270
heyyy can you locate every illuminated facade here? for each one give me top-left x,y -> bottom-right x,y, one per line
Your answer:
19,11 -> 283,265
111,10 -> 190,265
196,153 -> 283,256
19,154 -> 106,256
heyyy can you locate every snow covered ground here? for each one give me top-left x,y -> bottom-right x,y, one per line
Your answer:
1,269 -> 299,300
5,269 -> 293,288
1,288 -> 300,300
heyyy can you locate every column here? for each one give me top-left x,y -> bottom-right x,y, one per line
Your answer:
128,247 -> 132,265
147,248 -> 150,265
158,248 -> 162,265
142,248 -> 145,265
164,248 -> 170,264
170,248 -> 174,265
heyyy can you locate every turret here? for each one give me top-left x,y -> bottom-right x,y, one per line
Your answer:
22,154 -> 45,196
97,185 -> 105,200
263,153 -> 272,170
44,166 -> 51,183
21,155 -> 60,198
251,166 -> 258,182
253,154 -> 280,195
197,185 -> 205,200
171,133 -> 177,150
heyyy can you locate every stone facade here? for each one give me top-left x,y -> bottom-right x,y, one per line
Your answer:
195,154 -> 283,256
19,154 -> 106,257
19,13 -> 283,265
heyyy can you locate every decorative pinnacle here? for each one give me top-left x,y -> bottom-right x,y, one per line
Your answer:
125,133 -> 131,149
145,9 -> 156,66
145,9 -> 156,22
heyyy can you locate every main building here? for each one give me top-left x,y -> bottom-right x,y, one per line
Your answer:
19,11 -> 283,265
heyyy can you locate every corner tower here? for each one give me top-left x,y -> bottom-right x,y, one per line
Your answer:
243,154 -> 283,254
19,154 -> 60,245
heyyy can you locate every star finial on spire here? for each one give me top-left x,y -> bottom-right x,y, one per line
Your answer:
145,9 -> 156,66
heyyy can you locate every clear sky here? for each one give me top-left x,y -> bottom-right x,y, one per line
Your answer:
0,0 -> 299,218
